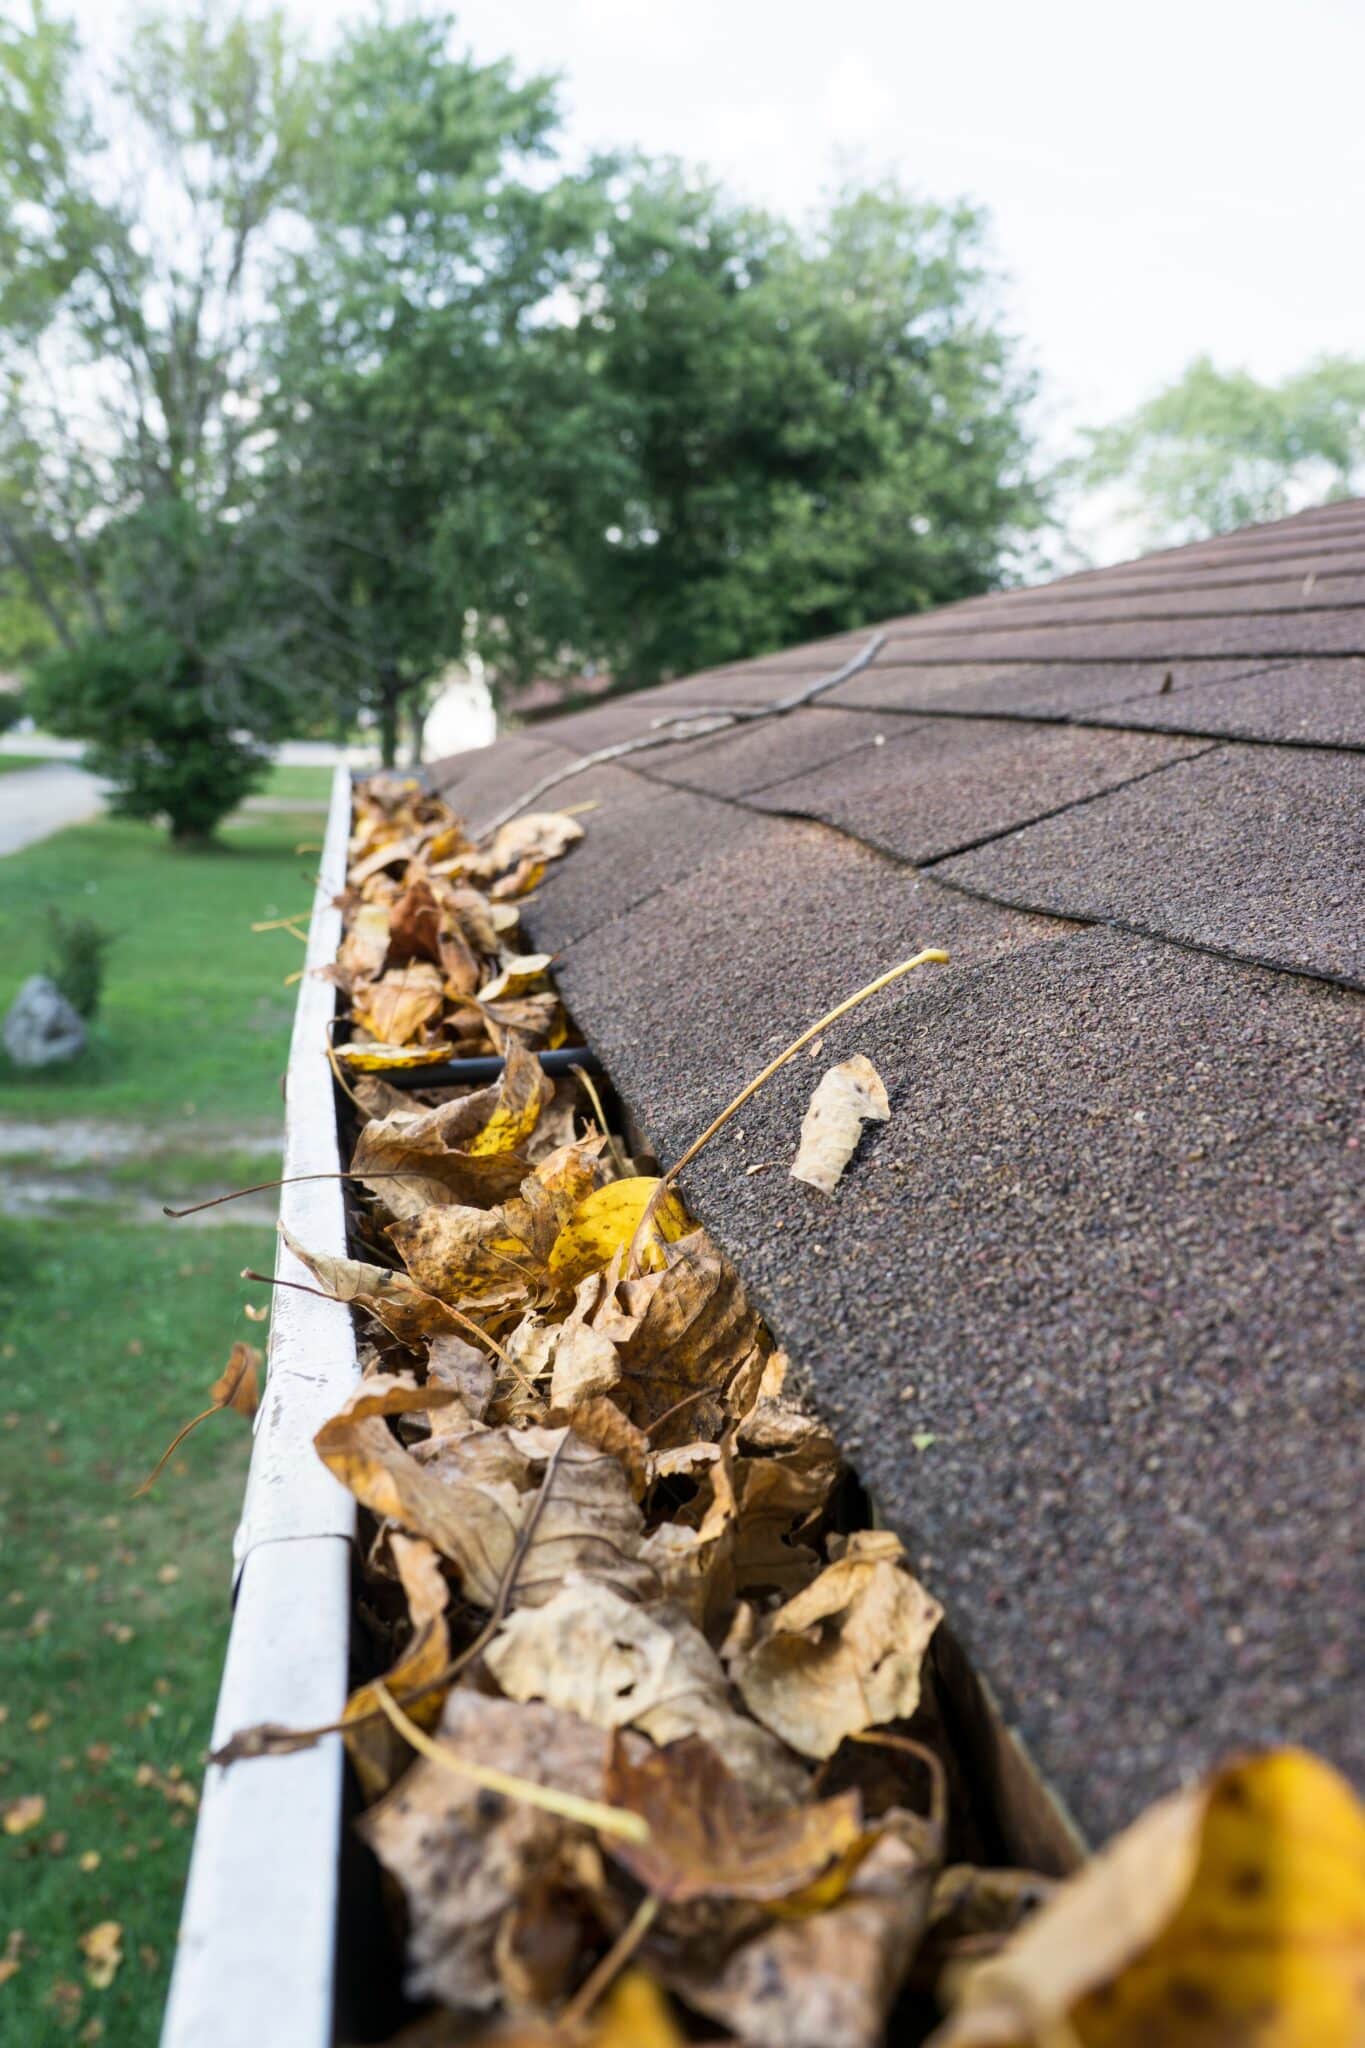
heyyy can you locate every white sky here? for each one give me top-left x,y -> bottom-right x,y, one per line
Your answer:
72,0 -> 1365,514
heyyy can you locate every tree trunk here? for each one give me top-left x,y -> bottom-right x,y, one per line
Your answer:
377,668 -> 401,769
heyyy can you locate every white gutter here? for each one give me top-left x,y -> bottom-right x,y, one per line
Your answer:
162,766 -> 360,2048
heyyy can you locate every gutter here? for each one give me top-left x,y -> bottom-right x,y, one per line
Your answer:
161,765 -> 360,2048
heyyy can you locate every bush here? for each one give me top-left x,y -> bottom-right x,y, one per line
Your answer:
44,909 -> 114,1020
23,502 -> 297,845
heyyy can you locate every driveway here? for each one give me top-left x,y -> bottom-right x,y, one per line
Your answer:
0,760 -> 108,855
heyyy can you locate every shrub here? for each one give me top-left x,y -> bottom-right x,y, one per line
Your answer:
44,909 -> 114,1021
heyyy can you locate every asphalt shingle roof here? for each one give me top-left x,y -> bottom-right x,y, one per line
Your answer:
430,499 -> 1365,1848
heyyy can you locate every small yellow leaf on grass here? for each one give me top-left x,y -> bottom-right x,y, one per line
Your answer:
547,1177 -> 691,1285
3,1795 -> 45,1836
79,1921 -> 122,1990
790,1054 -> 890,1194
932,1747 -> 1365,2048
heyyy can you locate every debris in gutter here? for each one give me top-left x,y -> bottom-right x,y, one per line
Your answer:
199,775 -> 1364,2047
790,1054 -> 891,1194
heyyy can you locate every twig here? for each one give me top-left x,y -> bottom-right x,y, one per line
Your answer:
626,947 -> 948,1272
133,1349 -> 254,1498
477,632 -> 886,837
556,1894 -> 661,2034
571,1063 -> 629,1181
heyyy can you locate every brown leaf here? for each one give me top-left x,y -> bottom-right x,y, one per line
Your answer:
343,1533 -> 451,1801
472,813 -> 583,882
208,1340 -> 260,1419
790,1055 -> 890,1195
386,1203 -> 538,1315
484,1581 -> 806,1805
317,1387 -> 649,1611
361,1691 -> 611,2015
735,1530 -> 942,1758
604,1733 -> 863,1904
565,1229 -> 770,1445
337,901 -> 391,980
667,1822 -> 936,2048
352,963 -> 446,1046
281,1223 -> 496,1349
388,878 -> 445,965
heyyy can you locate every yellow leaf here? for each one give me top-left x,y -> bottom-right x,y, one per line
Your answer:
336,1040 -> 455,1072
547,1178 -> 691,1286
464,1038 -> 553,1157
3,1794 -> 45,1836
931,1748 -> 1365,2048
79,1920 -> 122,1990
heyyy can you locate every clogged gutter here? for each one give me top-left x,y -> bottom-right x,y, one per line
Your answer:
209,776 -> 1365,2048
211,772 -> 1050,2047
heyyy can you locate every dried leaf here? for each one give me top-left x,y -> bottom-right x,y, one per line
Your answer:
790,1055 -> 890,1194
3,1794 -> 45,1835
281,1223 -> 492,1348
566,1229 -> 771,1445
386,1203 -> 538,1314
605,1733 -> 863,1903
667,1823 -> 936,2048
474,812 -> 584,880
352,963 -> 447,1046
361,1692 -> 612,2015
336,1040 -> 455,1072
343,1534 -> 451,1801
931,1748 -> 1365,2048
487,1972 -> 688,2048
735,1530 -> 942,1757
79,1920 -> 123,1989
208,1340 -> 260,1419
546,1178 -> 691,1288
485,1581 -> 806,1805
350,1043 -> 550,1217
337,901 -> 391,979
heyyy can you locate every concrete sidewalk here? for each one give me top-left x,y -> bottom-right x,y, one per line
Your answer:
0,760 -> 107,856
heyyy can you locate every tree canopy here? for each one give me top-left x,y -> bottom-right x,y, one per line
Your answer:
1081,354 -> 1365,546
0,2 -> 1046,832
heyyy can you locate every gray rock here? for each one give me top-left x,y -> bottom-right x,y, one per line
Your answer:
3,976 -> 87,1068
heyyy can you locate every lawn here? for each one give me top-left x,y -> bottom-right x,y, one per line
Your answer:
0,1214 -> 269,2045
0,804 -> 333,2041
0,752 -> 44,775
256,761 -> 337,805
0,810 -> 323,1126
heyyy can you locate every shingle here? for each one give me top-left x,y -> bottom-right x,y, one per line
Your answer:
910,578 -> 1365,627
827,658 -> 1275,720
745,716 -> 1205,863
643,705 -> 909,797
514,765 -> 766,950
552,859 -> 1364,1843
1095,658 -> 1365,748
428,734 -> 580,836
883,606 -> 1365,666
935,743 -> 1365,986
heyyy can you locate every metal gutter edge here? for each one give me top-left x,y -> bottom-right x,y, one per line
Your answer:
162,765 -> 361,2048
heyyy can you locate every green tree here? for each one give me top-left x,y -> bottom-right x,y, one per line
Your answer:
0,1 -> 319,838
548,169 -> 1044,688
260,11 -> 618,762
1081,354 -> 1365,545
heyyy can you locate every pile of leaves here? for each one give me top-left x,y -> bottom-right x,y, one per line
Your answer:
224,777 -> 1365,2048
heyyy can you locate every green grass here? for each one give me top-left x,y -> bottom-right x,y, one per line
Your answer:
0,752 -> 44,775
0,1213 -> 269,2046
256,762 -> 337,805
0,811 -> 323,1126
